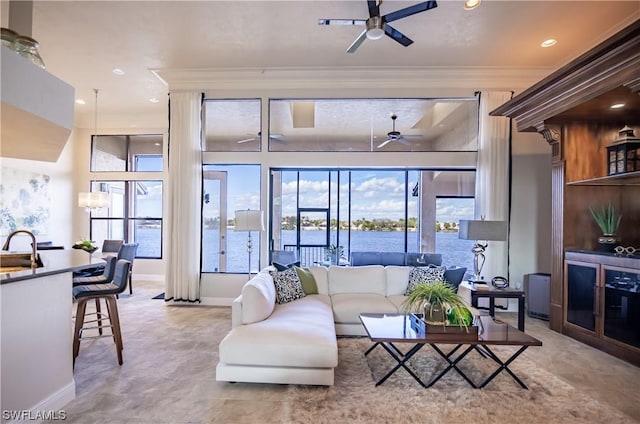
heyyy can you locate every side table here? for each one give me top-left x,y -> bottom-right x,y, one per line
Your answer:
462,282 -> 526,331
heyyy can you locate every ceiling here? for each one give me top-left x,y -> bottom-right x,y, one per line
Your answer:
4,1 -> 639,130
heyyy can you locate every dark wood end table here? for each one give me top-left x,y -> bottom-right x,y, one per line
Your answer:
466,283 -> 526,331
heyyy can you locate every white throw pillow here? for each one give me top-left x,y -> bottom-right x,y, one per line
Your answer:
241,272 -> 276,324
404,265 -> 446,295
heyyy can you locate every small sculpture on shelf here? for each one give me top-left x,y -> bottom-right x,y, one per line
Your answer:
607,125 -> 640,175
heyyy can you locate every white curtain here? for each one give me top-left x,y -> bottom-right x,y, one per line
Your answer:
476,91 -> 513,281
165,91 -> 203,302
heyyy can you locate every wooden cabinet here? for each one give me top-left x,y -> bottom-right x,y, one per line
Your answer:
491,20 -> 640,365
564,251 -> 640,365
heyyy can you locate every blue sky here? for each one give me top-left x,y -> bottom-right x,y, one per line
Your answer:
205,166 -> 474,223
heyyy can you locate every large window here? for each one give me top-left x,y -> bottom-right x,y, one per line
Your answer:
270,169 -> 475,270
91,134 -> 163,172
268,98 -> 478,152
202,99 -> 261,152
202,165 -> 261,273
88,180 -> 163,259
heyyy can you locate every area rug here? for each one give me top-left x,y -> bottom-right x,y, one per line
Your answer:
280,337 -> 636,424
152,292 -> 164,300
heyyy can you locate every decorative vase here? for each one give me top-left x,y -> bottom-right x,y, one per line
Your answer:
597,235 -> 618,253
422,301 -> 445,324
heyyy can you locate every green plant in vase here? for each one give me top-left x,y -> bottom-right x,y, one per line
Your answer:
589,202 -> 621,252
402,280 -> 473,329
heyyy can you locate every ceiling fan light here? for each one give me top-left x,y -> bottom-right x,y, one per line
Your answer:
464,0 -> 481,10
366,28 -> 385,40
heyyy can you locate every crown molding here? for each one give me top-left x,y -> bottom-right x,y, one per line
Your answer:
151,66 -> 552,93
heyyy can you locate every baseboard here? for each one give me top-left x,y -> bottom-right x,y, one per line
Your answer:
5,380 -> 75,424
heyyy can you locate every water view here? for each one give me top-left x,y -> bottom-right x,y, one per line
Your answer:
201,229 -> 474,273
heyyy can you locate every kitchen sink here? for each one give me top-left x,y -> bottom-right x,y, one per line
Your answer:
0,253 -> 44,272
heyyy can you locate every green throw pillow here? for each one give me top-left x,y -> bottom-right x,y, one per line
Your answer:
294,266 -> 318,295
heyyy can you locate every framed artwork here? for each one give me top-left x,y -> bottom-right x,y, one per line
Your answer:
0,167 -> 51,235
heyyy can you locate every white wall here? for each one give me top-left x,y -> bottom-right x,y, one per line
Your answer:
509,127 -> 552,288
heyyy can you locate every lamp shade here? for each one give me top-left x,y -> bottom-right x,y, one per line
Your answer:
234,210 -> 264,232
78,191 -> 110,209
458,219 -> 507,241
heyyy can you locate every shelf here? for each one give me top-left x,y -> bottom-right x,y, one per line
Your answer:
567,171 -> 640,186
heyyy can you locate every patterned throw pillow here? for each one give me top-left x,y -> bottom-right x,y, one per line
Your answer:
404,265 -> 446,295
270,267 -> 307,304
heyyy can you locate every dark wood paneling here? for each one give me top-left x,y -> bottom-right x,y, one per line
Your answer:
563,123 -> 623,183
549,161 -> 565,331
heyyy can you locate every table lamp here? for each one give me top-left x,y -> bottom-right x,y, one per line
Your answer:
458,218 -> 507,286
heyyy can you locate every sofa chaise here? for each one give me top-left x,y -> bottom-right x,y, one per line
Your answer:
216,264 -> 466,386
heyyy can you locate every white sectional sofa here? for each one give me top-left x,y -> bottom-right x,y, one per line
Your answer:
216,264 -> 440,386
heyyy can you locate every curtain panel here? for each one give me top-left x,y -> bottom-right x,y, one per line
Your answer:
165,91 -> 203,302
476,91 -> 513,282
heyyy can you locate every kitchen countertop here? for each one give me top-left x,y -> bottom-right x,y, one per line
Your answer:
0,249 -> 105,284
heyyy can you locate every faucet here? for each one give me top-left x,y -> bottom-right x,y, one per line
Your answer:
2,230 -> 38,268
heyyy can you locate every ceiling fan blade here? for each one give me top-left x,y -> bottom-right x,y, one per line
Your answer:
396,137 -> 412,146
367,0 -> 380,18
318,18 -> 366,26
384,0 -> 438,23
377,138 -> 393,149
346,29 -> 368,53
384,25 -> 413,47
236,137 -> 256,144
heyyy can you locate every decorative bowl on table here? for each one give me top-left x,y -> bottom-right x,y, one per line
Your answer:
72,240 -> 98,254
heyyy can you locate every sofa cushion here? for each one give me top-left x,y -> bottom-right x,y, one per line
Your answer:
309,266 -> 329,295
381,252 -> 406,266
405,265 -> 446,295
349,251 -> 382,266
443,266 -> 467,290
406,253 -> 443,266
295,266 -> 318,295
241,271 -> 276,324
331,293 -> 398,324
328,265 -> 386,296
219,295 -> 337,368
385,266 -> 411,296
270,268 -> 306,304
387,294 -> 409,312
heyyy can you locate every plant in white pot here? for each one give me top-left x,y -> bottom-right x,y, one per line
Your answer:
589,202 -> 622,252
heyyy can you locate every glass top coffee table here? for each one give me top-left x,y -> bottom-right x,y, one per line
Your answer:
359,313 -> 542,389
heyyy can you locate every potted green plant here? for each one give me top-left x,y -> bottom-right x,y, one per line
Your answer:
402,280 -> 473,329
589,202 -> 621,252
324,244 -> 344,265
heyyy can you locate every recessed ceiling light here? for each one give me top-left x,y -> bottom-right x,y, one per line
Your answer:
154,142 -> 161,146
149,97 -> 160,103
112,68 -> 125,76
464,0 -> 481,10
610,103 -> 625,109
75,99 -> 86,105
541,39 -> 557,48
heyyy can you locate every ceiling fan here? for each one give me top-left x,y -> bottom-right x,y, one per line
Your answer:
318,0 -> 438,53
377,114 -> 421,149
